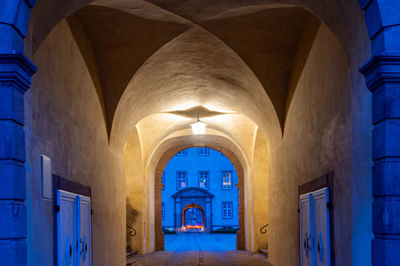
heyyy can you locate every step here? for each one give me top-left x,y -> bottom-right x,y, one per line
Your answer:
126,249 -> 139,258
258,249 -> 268,257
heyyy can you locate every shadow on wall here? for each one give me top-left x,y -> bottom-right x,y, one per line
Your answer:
126,202 -> 139,248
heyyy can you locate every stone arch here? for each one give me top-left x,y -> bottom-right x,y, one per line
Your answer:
182,203 -> 205,229
151,136 -> 247,251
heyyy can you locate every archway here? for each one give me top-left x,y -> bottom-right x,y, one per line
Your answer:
171,189 -> 213,232
152,140 -> 247,251
182,203 -> 205,231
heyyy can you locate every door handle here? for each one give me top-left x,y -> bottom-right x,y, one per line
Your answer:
80,239 -> 86,254
304,232 -> 311,257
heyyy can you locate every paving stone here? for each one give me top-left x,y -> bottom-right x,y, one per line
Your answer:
127,250 -> 270,266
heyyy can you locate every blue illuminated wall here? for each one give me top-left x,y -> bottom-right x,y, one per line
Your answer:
161,147 -> 239,230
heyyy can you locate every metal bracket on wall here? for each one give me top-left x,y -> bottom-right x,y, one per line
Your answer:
260,224 -> 269,234
127,225 -> 137,237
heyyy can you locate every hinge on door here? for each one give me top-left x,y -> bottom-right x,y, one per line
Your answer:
297,208 -> 300,213
327,202 -> 332,209
55,205 -> 60,213
91,209 -> 93,215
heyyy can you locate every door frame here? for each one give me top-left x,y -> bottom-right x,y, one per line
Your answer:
53,175 -> 92,265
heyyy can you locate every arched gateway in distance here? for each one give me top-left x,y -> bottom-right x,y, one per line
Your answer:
172,189 -> 213,231
162,147 -> 239,234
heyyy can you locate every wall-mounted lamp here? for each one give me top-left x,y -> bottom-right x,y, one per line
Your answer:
191,116 -> 206,135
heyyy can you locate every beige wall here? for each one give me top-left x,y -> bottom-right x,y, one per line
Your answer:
124,128 -> 145,253
267,24 -> 352,266
252,129 -> 269,251
25,20 -> 126,266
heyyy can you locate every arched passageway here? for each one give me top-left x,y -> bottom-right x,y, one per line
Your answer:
158,146 -> 242,252
3,0 -> 399,265
151,141 -> 247,251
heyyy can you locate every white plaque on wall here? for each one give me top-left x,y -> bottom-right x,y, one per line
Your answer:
41,154 -> 52,199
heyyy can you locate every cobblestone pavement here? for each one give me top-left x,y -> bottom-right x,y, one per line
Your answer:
127,250 -> 270,266
127,233 -> 270,266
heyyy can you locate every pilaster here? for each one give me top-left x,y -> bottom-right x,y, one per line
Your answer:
0,0 -> 36,51
0,53 -> 36,265
205,198 -> 212,230
361,55 -> 400,266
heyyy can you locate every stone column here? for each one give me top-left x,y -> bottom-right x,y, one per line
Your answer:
0,1 -> 37,265
175,198 -> 181,229
360,0 -> 400,265
205,198 -> 212,230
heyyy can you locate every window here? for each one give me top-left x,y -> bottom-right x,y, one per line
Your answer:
222,171 -> 233,189
199,171 -> 209,189
176,171 -> 188,189
176,149 -> 187,156
162,171 -> 165,190
222,202 -> 233,219
162,202 -> 165,220
198,147 -> 209,156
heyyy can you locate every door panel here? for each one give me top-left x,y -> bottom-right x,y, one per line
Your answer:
312,188 -> 331,266
300,193 -> 312,266
79,196 -> 91,266
57,190 -> 77,266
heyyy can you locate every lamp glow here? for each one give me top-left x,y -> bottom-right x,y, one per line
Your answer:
191,119 -> 206,135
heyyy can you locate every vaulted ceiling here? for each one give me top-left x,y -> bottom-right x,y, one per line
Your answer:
59,0 -> 320,135
29,0 -> 328,147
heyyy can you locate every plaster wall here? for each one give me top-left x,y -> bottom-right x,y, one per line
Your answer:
124,129 -> 145,254
252,130 -> 269,251
25,20 -> 125,266
267,24 -> 352,266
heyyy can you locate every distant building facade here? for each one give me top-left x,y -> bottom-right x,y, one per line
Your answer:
162,147 -> 239,231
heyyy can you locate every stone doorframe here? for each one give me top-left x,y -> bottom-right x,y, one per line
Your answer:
172,188 -> 214,230
154,145 -> 245,251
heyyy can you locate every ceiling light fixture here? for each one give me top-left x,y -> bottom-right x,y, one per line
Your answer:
191,115 -> 206,135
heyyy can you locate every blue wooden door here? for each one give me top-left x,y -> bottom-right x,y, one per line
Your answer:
57,190 -> 92,266
300,187 -> 331,266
